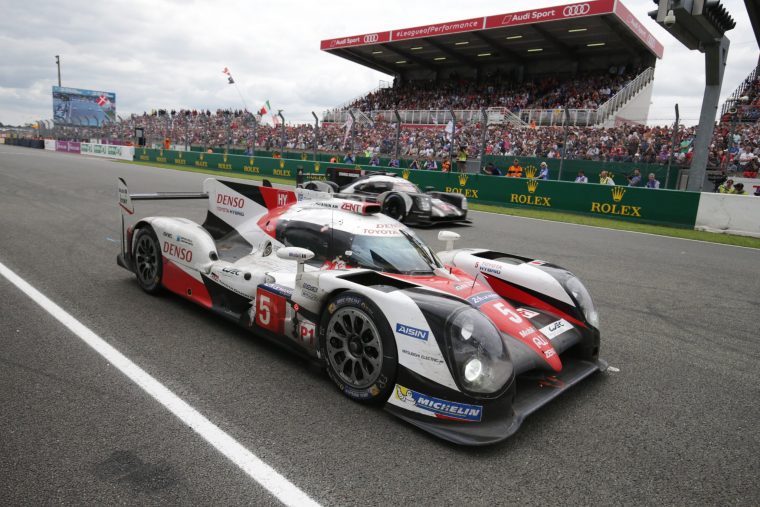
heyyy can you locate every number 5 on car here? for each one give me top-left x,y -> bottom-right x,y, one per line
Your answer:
255,287 -> 286,334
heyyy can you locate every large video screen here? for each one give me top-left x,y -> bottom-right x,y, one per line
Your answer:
52,86 -> 116,126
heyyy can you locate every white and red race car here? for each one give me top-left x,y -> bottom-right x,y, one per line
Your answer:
117,177 -> 605,445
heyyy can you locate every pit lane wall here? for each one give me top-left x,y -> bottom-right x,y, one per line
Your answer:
135,148 -> 701,228
695,193 -> 760,238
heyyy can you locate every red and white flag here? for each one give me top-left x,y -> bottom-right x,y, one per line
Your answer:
97,95 -> 109,107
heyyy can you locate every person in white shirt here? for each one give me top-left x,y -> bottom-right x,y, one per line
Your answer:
574,171 -> 588,183
599,170 -> 615,185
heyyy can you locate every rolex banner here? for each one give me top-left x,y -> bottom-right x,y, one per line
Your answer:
134,149 -> 701,228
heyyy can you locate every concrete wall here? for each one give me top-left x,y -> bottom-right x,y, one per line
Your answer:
695,192 -> 760,238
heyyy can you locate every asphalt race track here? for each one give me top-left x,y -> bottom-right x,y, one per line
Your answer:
1,144 -> 758,506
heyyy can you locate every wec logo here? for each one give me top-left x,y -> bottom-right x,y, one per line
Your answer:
563,3 -> 590,16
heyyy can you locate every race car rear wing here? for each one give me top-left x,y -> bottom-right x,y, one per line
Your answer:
295,167 -> 398,187
117,177 -> 209,269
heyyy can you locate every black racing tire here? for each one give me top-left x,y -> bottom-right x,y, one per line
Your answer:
304,181 -> 320,191
382,194 -> 406,222
319,291 -> 397,404
133,226 -> 163,295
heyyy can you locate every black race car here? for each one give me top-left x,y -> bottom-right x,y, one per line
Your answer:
297,167 -> 469,226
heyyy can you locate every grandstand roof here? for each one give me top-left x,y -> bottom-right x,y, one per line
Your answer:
320,0 -> 663,77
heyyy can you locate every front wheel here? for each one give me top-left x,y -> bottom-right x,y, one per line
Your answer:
320,292 -> 397,404
133,226 -> 163,294
382,194 -> 406,222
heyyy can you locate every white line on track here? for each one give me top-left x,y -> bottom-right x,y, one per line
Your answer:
0,260 -> 321,507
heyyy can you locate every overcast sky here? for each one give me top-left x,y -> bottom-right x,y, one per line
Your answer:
0,0 -> 756,127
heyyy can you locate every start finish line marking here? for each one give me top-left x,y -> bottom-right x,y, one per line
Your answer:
0,260 -> 321,507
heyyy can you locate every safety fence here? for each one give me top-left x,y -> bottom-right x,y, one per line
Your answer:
135,148 -> 701,227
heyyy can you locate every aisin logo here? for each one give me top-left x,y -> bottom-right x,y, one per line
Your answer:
611,186 -> 626,202
524,165 -> 537,179
527,179 -> 539,194
458,173 -> 469,186
402,169 -> 410,180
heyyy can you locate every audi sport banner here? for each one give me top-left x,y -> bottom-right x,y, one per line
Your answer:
135,148 -> 700,228
484,0 -> 614,29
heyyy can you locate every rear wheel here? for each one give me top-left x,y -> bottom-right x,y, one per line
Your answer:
320,292 -> 397,404
133,227 -> 163,294
382,194 -> 406,222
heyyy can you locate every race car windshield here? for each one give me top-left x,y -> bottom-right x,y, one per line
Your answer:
392,180 -> 420,193
347,232 -> 441,274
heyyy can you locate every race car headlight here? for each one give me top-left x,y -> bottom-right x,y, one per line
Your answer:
564,276 -> 599,329
461,197 -> 468,210
446,308 -> 512,395
415,195 -> 432,211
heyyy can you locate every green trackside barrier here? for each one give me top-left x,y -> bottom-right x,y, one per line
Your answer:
135,148 -> 700,227
396,170 -> 699,227
482,155 -> 681,190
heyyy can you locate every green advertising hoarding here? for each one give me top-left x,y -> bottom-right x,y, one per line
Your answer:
135,148 -> 700,227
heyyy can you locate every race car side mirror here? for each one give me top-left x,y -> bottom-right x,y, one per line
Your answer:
438,231 -> 461,251
276,247 -> 315,275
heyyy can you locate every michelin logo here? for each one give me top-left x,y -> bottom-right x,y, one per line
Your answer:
395,385 -> 482,422
396,323 -> 429,341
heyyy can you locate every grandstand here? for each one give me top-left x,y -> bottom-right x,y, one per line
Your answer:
320,0 -> 663,128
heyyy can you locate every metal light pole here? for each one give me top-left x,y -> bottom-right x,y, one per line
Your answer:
184,113 -> 190,152
649,1 -> 735,191
55,55 -> 61,87
448,108 -> 456,163
666,104 -> 679,189
394,109 -> 402,161
479,108 -> 488,173
347,109 -> 356,155
278,110 -> 285,152
558,107 -> 570,180
250,114 -> 257,156
226,113 -> 232,153
311,111 -> 319,161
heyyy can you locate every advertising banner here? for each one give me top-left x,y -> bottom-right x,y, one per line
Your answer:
56,140 -> 81,154
44,139 -> 56,151
80,142 -> 134,161
484,0 -> 615,29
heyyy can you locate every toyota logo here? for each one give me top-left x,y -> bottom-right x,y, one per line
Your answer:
363,33 -> 380,43
563,3 -> 590,16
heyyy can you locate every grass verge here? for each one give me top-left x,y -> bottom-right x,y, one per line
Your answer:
120,159 -> 760,249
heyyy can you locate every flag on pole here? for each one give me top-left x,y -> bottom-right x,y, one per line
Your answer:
259,99 -> 271,116
222,67 -> 231,75
227,76 -> 235,84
